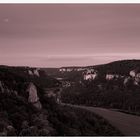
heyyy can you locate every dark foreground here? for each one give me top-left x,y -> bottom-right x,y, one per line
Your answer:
0,66 -> 122,136
64,104 -> 140,136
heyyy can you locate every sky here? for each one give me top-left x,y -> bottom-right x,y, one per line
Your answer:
0,4 -> 140,67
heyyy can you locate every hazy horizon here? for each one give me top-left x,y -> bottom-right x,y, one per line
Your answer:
0,58 -> 139,68
1,4 -> 140,67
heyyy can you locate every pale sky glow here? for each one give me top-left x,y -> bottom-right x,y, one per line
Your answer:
0,53 -> 140,67
0,4 -> 140,67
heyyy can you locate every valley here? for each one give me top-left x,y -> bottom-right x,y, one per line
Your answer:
0,64 -> 122,136
1,3 -> 140,137
1,60 -> 140,136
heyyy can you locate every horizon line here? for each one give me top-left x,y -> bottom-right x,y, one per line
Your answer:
0,59 -> 139,69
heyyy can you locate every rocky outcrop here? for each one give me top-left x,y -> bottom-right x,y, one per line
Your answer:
26,83 -> 42,110
28,70 -> 33,75
0,81 -> 4,93
83,69 -> 98,81
28,69 -> 40,77
27,83 -> 39,103
59,67 -> 87,72
124,77 -> 131,86
59,68 -> 73,72
106,74 -> 115,80
129,70 -> 136,77
33,69 -> 40,77
129,69 -> 140,86
106,74 -> 120,80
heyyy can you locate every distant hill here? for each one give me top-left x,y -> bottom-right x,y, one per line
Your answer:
60,60 -> 140,114
92,59 -> 140,75
42,59 -> 140,81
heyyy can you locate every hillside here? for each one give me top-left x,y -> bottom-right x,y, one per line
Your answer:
0,65 -> 121,136
59,60 -> 140,114
43,59 -> 140,80
92,59 -> 140,75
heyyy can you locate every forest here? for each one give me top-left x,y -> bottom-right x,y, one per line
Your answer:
0,65 -> 121,136
61,60 -> 140,114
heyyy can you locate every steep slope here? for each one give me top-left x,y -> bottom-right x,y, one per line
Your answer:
0,65 -> 121,136
60,60 -> 140,114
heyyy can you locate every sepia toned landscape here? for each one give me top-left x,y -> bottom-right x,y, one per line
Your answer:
0,4 -> 140,136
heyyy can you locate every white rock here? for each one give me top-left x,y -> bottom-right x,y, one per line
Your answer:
27,83 -> 39,103
124,77 -> 131,85
56,98 -> 61,104
28,70 -> 33,75
106,74 -> 115,80
67,68 -> 73,72
0,81 -> 4,93
59,68 -> 66,72
83,69 -> 98,81
106,74 -> 120,80
134,80 -> 139,86
84,73 -> 97,80
77,68 -> 85,71
133,77 -> 140,86
33,69 -> 40,77
86,69 -> 95,74
135,77 -> 140,82
27,83 -> 42,109
136,73 -> 140,78
130,70 -> 136,77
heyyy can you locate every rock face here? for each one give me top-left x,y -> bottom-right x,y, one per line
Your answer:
84,74 -> 97,80
128,69 -> 140,86
28,69 -> 40,77
27,83 -> 42,110
27,83 -> 39,103
106,74 -> 115,80
59,67 -> 86,72
106,74 -> 120,80
0,81 -> 4,93
83,69 -> 98,81
28,70 -> 33,75
130,70 -> 136,77
77,68 -> 85,71
124,77 -> 131,85
59,68 -> 66,72
33,69 -> 40,77
59,68 -> 74,72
